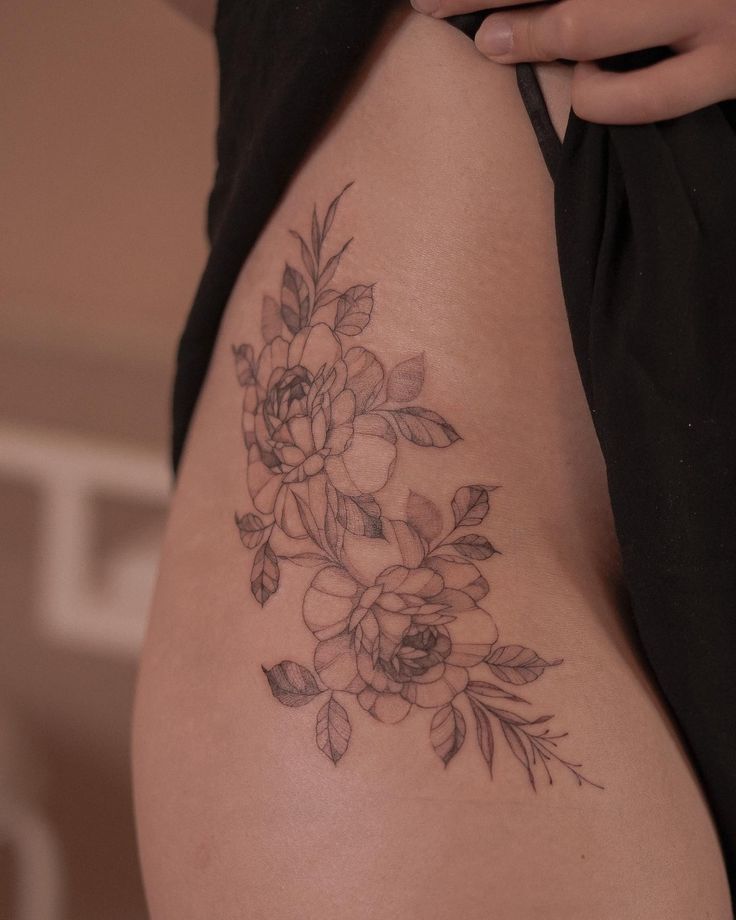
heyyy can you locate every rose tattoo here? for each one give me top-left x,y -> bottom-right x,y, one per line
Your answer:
234,184 -> 599,789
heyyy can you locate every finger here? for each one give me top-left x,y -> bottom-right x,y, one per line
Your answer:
474,0 -> 699,64
409,0 -> 539,16
571,47 -> 736,124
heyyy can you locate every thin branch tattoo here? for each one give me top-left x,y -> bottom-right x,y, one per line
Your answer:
233,183 -> 600,789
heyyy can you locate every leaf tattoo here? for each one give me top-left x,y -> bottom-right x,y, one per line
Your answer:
447,534 -> 497,561
406,491 -> 443,544
263,661 -> 322,707
319,238 -> 352,290
486,646 -> 562,686
387,354 -> 425,402
261,294 -> 282,344
280,264 -> 310,334
383,407 -> 460,448
334,284 -> 374,336
330,491 -> 383,538
468,696 -> 495,778
251,542 -> 280,605
323,182 -> 352,238
233,343 -> 256,386
316,696 -> 352,765
289,229 -> 317,284
451,484 -> 493,528
430,704 -> 467,767
232,184 -> 599,789
466,680 -> 527,704
235,512 -> 270,549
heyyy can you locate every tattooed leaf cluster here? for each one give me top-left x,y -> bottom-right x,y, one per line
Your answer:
233,185 -> 597,789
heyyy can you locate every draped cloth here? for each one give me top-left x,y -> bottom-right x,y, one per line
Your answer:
171,1 -> 736,893
511,51 -> 736,888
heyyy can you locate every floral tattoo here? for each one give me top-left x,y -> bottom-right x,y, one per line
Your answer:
233,184 -> 599,789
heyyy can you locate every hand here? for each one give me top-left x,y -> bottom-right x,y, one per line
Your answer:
410,0 -> 736,124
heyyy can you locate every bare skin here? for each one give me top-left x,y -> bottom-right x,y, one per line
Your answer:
159,0 -> 215,31
133,9 -> 732,919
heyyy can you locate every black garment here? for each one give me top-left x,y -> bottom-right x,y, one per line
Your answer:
513,59 -> 736,892
172,1 -> 736,894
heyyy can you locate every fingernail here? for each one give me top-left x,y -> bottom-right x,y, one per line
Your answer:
411,0 -> 440,13
476,17 -> 514,57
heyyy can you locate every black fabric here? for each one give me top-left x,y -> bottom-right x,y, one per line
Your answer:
171,0 -> 735,895
515,63 -> 561,178
513,31 -> 736,886
556,97 -> 736,887
172,0 -> 399,467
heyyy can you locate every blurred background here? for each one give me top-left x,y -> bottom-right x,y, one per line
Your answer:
0,1 -> 215,916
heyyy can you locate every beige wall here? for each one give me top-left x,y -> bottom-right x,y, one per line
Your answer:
0,1 -> 216,917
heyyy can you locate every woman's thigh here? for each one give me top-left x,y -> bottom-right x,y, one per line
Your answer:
132,10 -> 731,919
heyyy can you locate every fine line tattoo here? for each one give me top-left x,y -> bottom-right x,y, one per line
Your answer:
233,183 -> 600,789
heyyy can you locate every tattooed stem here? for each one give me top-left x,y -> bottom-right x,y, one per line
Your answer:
465,689 -> 601,790
428,524 -> 463,554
